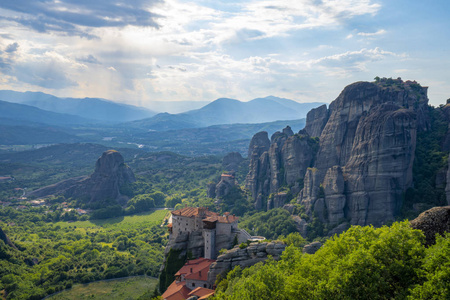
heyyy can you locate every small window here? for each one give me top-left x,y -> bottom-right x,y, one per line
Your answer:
192,283 -> 195,287
204,284 -> 207,288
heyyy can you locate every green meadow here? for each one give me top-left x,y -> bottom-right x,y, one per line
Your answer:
48,276 -> 158,300
54,209 -> 169,231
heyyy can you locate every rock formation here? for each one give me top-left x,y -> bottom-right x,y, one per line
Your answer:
302,241 -> 322,254
207,241 -> 286,285
304,104 -> 328,137
245,78 -> 431,229
410,206 -> 450,246
245,127 -> 317,209
207,173 -> 237,200
28,150 -> 135,204
222,152 -> 244,172
0,226 -> 17,249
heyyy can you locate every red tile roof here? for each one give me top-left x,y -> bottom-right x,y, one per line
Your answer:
171,207 -> 238,224
175,258 -> 215,278
203,213 -> 238,224
161,280 -> 191,300
172,207 -> 216,218
188,287 -> 215,298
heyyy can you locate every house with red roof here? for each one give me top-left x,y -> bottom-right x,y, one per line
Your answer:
162,258 -> 216,300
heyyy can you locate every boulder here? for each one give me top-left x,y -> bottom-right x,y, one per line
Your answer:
302,241 -> 322,254
410,206 -> 450,246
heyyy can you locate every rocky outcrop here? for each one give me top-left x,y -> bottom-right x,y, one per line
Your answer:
302,241 -> 322,254
298,168 -> 322,215
207,172 -> 237,200
28,150 -> 135,204
207,241 -> 286,285
446,155 -> 450,205
322,166 -> 346,225
245,128 -> 317,208
304,104 -> 328,137
222,152 -> 244,172
245,132 -> 271,209
0,226 -> 17,249
215,174 -> 236,199
344,104 -> 417,226
282,133 -> 315,188
245,79 -> 431,231
410,206 -> 450,246
267,192 -> 288,210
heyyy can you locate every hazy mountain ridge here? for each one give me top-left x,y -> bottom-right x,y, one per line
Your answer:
0,100 -> 92,126
0,90 -> 156,123
126,96 -> 323,131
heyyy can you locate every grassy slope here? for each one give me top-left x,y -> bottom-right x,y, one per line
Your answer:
48,276 -> 158,300
54,209 -> 169,230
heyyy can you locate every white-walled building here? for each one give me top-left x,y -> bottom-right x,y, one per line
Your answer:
168,207 -> 249,259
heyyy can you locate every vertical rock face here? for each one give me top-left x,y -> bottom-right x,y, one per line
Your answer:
245,79 -> 430,228
322,166 -> 346,225
245,132 -> 271,209
222,152 -> 244,172
88,150 -> 136,203
245,127 -> 316,209
298,168 -> 322,215
446,155 -> 450,205
282,133 -> 315,187
28,150 -> 135,204
304,104 -> 329,137
344,104 -> 417,225
214,173 -> 236,200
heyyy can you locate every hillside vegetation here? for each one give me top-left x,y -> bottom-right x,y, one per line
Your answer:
214,222 -> 450,300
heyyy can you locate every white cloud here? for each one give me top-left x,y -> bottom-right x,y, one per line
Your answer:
357,29 -> 386,37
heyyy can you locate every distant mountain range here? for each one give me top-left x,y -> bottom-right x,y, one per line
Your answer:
0,90 -> 324,129
126,96 -> 324,131
0,90 -> 156,123
0,100 -> 90,126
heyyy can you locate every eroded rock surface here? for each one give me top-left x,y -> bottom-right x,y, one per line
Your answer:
246,79 -> 430,229
28,150 -> 135,204
410,206 -> 450,246
207,241 -> 286,285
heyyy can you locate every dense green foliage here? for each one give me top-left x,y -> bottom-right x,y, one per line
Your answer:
238,208 -> 298,239
214,222 -> 450,300
0,209 -> 168,299
158,248 -> 186,293
403,105 -> 449,219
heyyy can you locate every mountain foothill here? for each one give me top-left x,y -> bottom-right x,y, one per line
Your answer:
2,78 -> 450,299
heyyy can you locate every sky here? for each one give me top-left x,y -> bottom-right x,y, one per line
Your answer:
0,0 -> 449,108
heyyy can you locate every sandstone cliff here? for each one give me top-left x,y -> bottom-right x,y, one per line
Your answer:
246,78 -> 430,230
245,127 -> 317,209
28,150 -> 135,204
